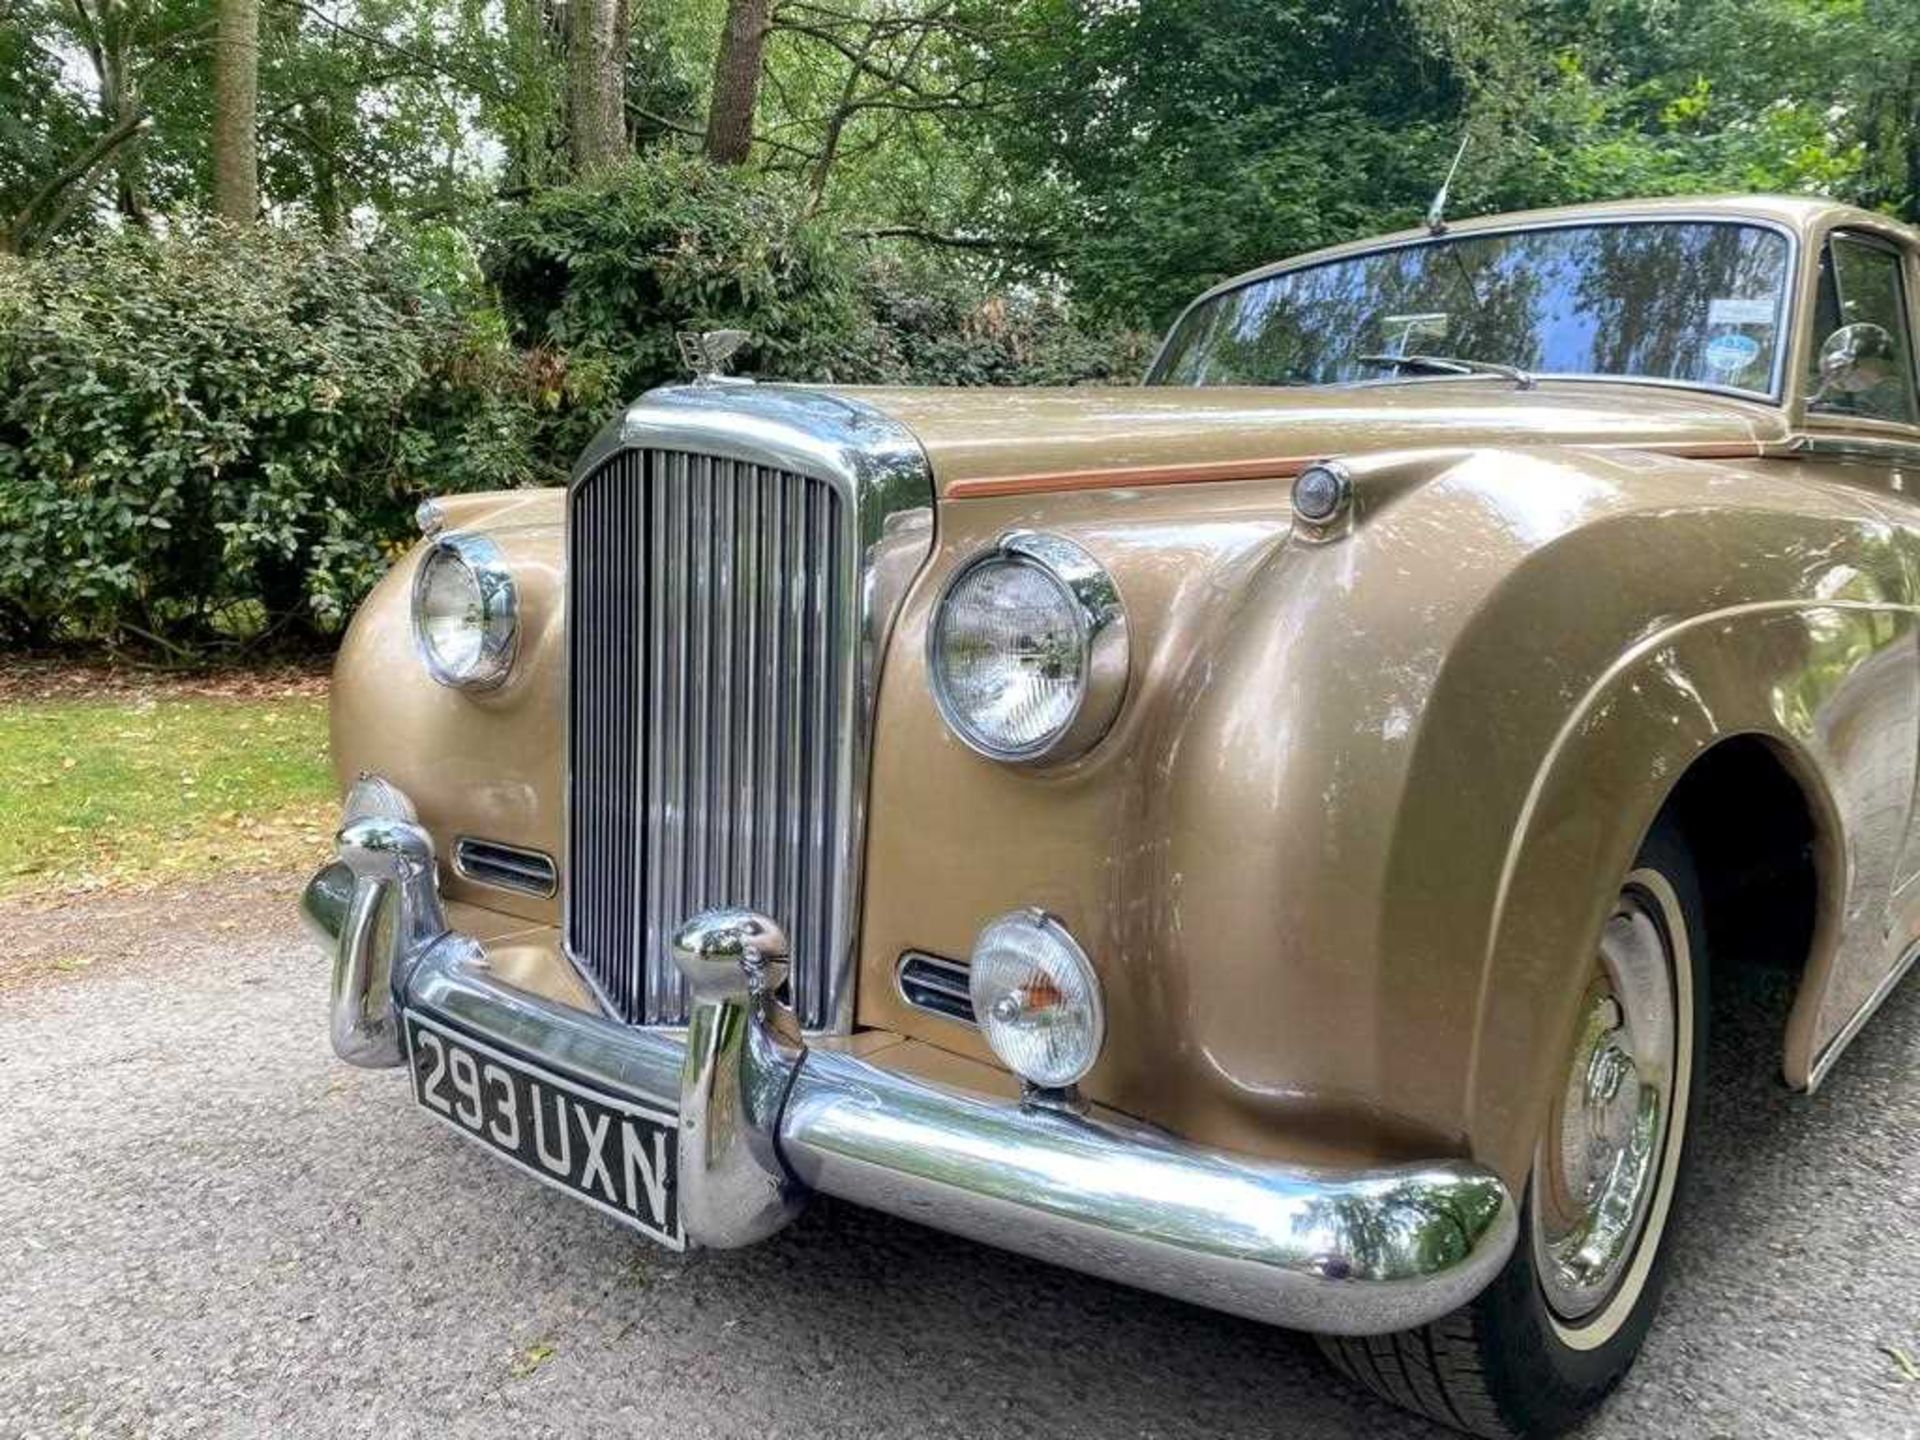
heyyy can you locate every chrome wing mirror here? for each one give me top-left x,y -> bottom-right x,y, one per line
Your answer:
1816,322 -> 1898,397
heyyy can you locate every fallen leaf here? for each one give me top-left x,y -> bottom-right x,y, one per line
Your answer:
1884,1345 -> 1920,1383
510,1340 -> 557,1380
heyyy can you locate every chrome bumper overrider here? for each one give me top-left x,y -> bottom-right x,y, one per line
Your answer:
304,819 -> 1517,1337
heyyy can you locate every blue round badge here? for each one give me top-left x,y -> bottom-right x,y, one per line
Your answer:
1705,332 -> 1763,375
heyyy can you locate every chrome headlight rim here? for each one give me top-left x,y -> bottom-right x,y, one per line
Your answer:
411,531 -> 519,691
927,530 -> 1129,766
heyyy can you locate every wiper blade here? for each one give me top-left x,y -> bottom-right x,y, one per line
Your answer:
1357,353 -> 1536,390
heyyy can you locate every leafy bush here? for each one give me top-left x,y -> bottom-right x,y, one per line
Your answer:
0,160 -> 1147,657
488,153 -> 1147,456
0,223 -> 543,650
858,256 -> 1153,387
487,151 -> 877,456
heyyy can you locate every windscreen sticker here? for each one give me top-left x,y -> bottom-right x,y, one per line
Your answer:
1705,332 -> 1764,374
1707,297 -> 1777,327
1379,312 -> 1450,349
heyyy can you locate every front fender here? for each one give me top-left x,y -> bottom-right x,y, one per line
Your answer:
330,488 -> 567,928
1158,444 -> 1916,1187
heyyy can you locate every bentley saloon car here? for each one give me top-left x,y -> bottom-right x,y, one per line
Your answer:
304,196 -> 1920,1436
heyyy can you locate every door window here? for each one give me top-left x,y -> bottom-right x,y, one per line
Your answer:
1809,233 -> 1919,423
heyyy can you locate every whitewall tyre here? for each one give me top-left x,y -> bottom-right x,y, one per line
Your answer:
1318,815 -> 1708,1438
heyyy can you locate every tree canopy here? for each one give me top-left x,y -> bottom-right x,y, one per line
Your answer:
6,0 -> 1915,327
3,0 -> 1916,655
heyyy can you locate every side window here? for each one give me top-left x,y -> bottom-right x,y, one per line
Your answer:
1809,233 -> 1919,423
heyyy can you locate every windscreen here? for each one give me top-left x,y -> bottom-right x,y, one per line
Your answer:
1151,221 -> 1792,396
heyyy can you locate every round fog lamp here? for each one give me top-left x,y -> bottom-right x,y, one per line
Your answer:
969,910 -> 1105,1088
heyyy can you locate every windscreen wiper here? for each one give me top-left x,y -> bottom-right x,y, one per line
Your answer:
1357,353 -> 1536,390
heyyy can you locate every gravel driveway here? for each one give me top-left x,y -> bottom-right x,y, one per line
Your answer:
3,874 -> 1918,1439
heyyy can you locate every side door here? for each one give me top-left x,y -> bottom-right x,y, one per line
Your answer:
1801,225 -> 1920,1083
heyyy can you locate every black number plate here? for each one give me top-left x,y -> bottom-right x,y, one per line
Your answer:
404,1011 -> 682,1248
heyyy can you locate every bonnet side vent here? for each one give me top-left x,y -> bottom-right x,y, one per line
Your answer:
454,838 -> 558,898
896,952 -> 976,1026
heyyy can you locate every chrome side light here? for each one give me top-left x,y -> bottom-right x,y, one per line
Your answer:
411,532 -> 518,690
1291,461 -> 1352,525
968,910 -> 1105,1089
927,531 -> 1128,764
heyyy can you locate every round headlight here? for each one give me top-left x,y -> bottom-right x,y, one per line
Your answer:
969,910 -> 1105,1089
411,533 -> 518,689
928,532 -> 1127,764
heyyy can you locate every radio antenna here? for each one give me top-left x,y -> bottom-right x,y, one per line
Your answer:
1425,129 -> 1472,236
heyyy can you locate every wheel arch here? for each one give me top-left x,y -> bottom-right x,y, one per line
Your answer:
1660,733 -> 1845,1089
1461,601 -> 1909,1186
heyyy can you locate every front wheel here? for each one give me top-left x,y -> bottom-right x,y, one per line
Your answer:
1319,816 -> 1707,1438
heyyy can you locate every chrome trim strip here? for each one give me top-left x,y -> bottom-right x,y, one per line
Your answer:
895,950 -> 977,1026
1807,937 -> 1920,1091
406,931 -> 687,1106
563,386 -> 936,1036
1791,432 -> 1920,469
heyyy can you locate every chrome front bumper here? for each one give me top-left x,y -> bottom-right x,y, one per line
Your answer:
303,822 -> 1517,1337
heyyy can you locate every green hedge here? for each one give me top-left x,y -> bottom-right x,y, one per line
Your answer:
488,152 -> 874,435
0,155 -> 1146,655
0,223 -> 543,650
486,154 -> 1151,460
858,256 -> 1154,388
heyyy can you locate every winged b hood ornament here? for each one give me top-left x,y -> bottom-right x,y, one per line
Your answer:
677,329 -> 752,385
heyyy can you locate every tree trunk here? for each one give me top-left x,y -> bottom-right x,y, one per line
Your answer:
3,110 -> 148,254
705,0 -> 771,166
211,0 -> 261,221
567,0 -> 629,175
503,0 -> 557,192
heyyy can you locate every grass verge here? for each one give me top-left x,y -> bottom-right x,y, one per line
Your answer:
0,689 -> 335,903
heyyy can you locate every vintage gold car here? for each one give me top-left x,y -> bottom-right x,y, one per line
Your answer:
303,195 -> 1920,1437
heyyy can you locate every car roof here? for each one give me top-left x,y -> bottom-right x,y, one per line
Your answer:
1191,195 -> 1919,311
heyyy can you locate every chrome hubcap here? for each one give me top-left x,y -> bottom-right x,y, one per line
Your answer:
1531,889 -> 1678,1323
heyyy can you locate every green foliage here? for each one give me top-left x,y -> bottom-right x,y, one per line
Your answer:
0,161 -> 1146,656
0,19 -> 96,234
858,257 -> 1153,387
489,151 -> 874,402
8,0 -> 1920,660
978,0 -> 1475,326
972,0 -> 1917,326
484,153 -> 1146,458
0,223 -> 542,650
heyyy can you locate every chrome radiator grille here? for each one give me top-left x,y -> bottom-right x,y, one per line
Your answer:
567,447 -> 851,1028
